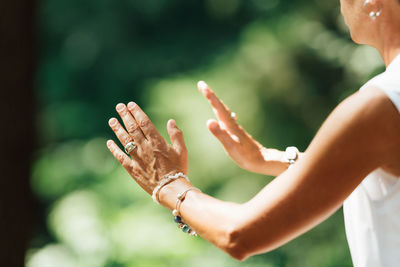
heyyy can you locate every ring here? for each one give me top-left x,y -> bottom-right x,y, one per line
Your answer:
124,141 -> 137,154
231,112 -> 238,120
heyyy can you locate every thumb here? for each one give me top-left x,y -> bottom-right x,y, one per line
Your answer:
167,119 -> 187,155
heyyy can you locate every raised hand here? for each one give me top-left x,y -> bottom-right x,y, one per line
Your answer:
198,81 -> 289,176
107,102 -> 188,195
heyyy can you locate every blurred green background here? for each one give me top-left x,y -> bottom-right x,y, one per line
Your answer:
27,0 -> 385,266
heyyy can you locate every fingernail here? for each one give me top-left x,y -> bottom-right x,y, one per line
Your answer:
207,119 -> 218,131
127,102 -> 136,110
210,123 -> 218,131
106,140 -> 113,147
108,118 -> 117,126
169,119 -> 177,127
116,103 -> 125,112
197,81 -> 208,91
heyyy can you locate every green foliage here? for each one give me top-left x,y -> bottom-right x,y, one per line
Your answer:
28,0 -> 385,266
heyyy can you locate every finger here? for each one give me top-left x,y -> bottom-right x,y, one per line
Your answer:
116,103 -> 145,143
107,140 -> 152,194
197,81 -> 243,136
127,102 -> 162,141
207,119 -> 238,148
108,118 -> 133,147
106,140 -> 133,171
167,119 -> 187,155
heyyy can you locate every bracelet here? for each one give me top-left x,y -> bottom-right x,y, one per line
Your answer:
152,172 -> 190,204
284,146 -> 299,168
172,187 -> 201,236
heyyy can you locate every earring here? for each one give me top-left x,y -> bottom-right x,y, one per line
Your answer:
363,0 -> 383,20
369,9 -> 382,20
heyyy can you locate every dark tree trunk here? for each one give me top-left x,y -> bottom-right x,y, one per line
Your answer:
0,1 -> 36,266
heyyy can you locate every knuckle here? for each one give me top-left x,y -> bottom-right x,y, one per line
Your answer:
179,146 -> 188,154
116,128 -> 131,144
130,104 -> 140,115
121,157 -> 131,168
127,165 -> 136,176
139,118 -> 150,128
112,122 -> 121,131
219,135 -> 230,143
118,107 -> 127,116
117,152 -> 126,163
173,128 -> 183,136
109,145 -> 116,153
126,122 -> 139,134
122,135 -> 132,145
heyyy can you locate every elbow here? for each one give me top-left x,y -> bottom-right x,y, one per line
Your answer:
223,225 -> 250,261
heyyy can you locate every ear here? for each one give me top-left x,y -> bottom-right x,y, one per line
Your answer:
364,0 -> 380,5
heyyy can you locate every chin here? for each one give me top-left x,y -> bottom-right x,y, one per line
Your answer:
351,35 -> 363,44
349,31 -> 365,45
348,25 -> 373,45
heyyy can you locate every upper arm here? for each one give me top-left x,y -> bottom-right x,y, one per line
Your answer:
233,87 -> 400,259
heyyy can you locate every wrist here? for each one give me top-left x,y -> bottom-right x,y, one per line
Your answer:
257,147 -> 300,176
261,147 -> 285,163
158,178 -> 193,210
283,146 -> 300,168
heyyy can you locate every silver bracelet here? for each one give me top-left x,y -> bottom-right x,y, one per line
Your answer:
284,146 -> 299,168
152,172 -> 190,204
172,187 -> 201,236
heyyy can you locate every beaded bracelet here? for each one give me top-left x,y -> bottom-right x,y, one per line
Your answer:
172,187 -> 201,236
152,172 -> 190,204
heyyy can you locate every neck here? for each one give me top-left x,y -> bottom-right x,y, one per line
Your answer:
375,11 -> 400,67
379,45 -> 400,67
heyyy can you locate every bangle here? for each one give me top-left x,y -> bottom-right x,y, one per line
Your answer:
172,187 -> 201,237
152,172 -> 190,204
284,146 -> 299,168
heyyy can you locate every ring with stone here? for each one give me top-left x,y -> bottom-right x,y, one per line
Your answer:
231,112 -> 238,120
124,141 -> 137,154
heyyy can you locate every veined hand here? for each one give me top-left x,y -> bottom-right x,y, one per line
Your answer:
107,102 -> 189,195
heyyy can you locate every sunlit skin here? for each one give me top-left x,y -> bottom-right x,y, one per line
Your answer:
107,0 -> 400,261
340,0 -> 400,65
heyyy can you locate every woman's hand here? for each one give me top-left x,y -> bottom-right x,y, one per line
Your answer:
107,102 -> 188,195
198,81 -> 289,176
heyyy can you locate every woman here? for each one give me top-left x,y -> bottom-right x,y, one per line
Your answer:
106,0 -> 400,265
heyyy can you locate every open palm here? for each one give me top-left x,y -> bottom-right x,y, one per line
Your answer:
198,81 -> 289,176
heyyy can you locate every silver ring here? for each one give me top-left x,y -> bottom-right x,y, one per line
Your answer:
124,141 -> 137,154
230,112 -> 238,120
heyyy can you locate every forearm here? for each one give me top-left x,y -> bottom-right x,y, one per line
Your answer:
158,179 -> 245,259
156,168 -> 345,262
157,161 -> 338,262
159,178 -> 304,261
158,152 -> 371,261
156,150 -> 307,260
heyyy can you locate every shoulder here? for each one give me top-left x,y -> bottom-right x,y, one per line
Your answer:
363,59 -> 400,112
334,85 -> 399,128
317,86 -> 400,167
355,86 -> 400,131
324,86 -> 396,133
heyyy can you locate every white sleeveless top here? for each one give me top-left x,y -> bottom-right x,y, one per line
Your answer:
343,54 -> 400,267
